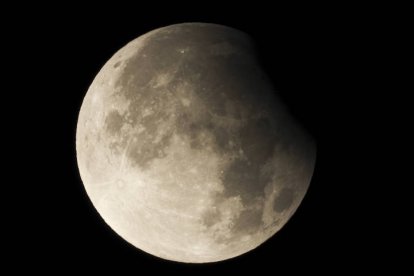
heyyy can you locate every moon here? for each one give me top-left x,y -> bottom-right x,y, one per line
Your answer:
76,23 -> 316,263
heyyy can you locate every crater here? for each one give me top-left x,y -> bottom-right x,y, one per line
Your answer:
202,208 -> 221,227
232,208 -> 263,235
113,61 -> 122,68
273,188 -> 294,213
105,110 -> 125,135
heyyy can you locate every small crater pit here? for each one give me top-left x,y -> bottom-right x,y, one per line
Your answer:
113,61 -> 122,68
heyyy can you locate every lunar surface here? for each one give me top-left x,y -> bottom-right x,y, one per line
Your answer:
76,23 -> 316,263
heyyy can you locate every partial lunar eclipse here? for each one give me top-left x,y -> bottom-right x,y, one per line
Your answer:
76,23 -> 316,263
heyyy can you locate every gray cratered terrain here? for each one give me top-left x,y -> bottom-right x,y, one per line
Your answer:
76,23 -> 316,263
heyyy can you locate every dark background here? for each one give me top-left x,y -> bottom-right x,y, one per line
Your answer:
8,5 -> 397,273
